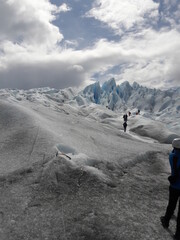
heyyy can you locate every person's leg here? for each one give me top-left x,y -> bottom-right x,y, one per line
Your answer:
165,187 -> 179,220
174,198 -> 180,239
161,187 -> 179,228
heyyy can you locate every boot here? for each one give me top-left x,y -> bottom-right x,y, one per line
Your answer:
174,234 -> 180,240
160,216 -> 169,228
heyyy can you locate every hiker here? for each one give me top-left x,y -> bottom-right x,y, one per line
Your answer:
136,109 -> 140,115
123,114 -> 128,122
123,122 -> 127,132
128,111 -> 131,117
160,138 -> 180,240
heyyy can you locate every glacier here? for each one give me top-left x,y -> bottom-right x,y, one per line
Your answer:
0,79 -> 179,240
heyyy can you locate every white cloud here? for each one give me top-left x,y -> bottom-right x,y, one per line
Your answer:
164,0 -> 177,7
0,27 -> 180,89
70,65 -> 84,72
0,0 -> 75,89
159,0 -> 180,30
75,29 -> 180,89
64,40 -> 79,49
0,0 -> 63,48
87,0 -> 159,34
84,0 -> 180,89
57,3 -> 71,13
0,0 -> 179,90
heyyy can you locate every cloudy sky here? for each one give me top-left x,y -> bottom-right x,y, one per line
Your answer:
0,0 -> 180,89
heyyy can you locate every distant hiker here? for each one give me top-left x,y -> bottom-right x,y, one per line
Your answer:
123,114 -> 128,122
136,109 -> 140,115
123,122 -> 127,132
138,109 -> 140,114
128,111 -> 131,117
160,138 -> 180,240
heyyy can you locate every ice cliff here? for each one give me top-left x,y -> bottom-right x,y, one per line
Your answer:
80,78 -> 180,115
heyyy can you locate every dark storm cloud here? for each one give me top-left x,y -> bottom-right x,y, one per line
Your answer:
0,60 -> 85,89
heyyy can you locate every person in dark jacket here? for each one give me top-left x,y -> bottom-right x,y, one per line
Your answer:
123,122 -> 127,132
161,138 -> 180,240
123,114 -> 128,122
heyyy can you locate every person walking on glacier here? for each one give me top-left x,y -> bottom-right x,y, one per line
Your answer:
123,114 -> 128,122
161,138 -> 180,240
123,121 -> 127,132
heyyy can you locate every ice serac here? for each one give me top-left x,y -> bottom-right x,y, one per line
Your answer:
82,78 -> 122,110
117,81 -> 132,102
132,81 -> 140,90
108,90 -> 119,111
83,81 -> 101,104
102,78 -> 116,93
